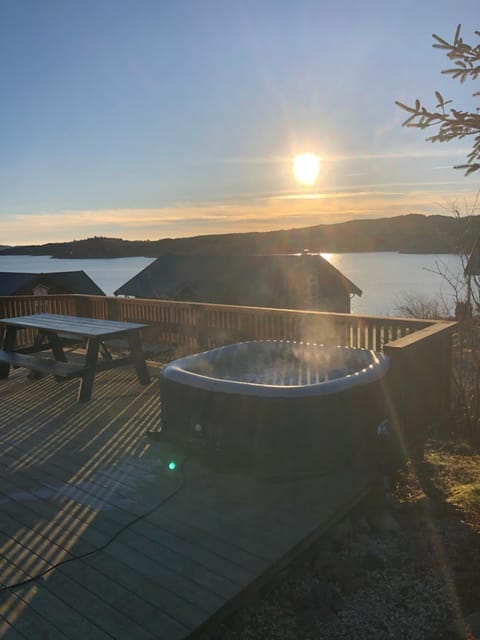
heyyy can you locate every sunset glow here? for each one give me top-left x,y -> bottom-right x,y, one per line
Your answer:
0,3 -> 478,245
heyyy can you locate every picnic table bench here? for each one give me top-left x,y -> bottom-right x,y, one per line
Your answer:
0,313 -> 151,402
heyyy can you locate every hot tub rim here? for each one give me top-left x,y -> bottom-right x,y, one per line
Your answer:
160,340 -> 390,398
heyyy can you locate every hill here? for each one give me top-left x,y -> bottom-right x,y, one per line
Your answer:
2,214 -> 479,258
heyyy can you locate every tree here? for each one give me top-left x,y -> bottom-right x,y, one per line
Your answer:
396,25 -> 480,175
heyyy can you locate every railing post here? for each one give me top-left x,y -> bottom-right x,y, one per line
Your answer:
437,330 -> 453,439
74,295 -> 93,318
106,297 -> 122,321
384,323 -> 456,462
196,307 -> 210,350
383,345 -> 425,462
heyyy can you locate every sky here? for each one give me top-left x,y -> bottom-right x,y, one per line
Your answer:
0,0 -> 479,246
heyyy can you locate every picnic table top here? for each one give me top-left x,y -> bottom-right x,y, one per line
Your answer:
0,313 -> 149,340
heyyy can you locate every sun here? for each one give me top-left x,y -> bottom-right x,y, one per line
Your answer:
292,153 -> 320,186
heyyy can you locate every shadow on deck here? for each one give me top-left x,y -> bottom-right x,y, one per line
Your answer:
0,362 -> 371,639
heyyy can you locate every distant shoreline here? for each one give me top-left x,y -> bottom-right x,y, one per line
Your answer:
0,213 -> 476,258
0,250 -> 463,259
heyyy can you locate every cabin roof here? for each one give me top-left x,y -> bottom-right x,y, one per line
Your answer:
114,254 -> 362,306
0,271 -> 105,296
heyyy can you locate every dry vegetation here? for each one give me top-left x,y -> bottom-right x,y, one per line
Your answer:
394,442 -> 480,639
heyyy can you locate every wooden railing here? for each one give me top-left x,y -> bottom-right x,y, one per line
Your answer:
383,321 -> 456,458
0,294 -> 434,350
0,294 -> 457,459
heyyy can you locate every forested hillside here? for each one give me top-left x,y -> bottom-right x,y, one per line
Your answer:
2,214 -> 479,258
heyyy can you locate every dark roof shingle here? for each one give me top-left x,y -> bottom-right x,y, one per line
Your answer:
0,271 -> 105,296
114,254 -> 361,310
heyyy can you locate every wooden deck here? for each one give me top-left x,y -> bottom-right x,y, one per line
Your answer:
0,360 -> 371,639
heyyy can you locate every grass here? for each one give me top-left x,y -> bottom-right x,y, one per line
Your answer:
394,440 -> 480,639
403,442 -> 480,529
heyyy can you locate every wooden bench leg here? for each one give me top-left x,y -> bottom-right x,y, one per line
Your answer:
127,334 -> 150,385
46,331 -> 68,382
78,339 -> 99,402
46,331 -> 68,362
0,327 -> 17,378
99,342 -> 113,362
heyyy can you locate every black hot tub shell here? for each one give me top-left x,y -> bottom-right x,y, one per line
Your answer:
159,340 -> 390,474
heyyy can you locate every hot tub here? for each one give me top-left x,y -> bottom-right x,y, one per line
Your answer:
159,340 -> 390,474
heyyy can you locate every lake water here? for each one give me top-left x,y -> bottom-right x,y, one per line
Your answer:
0,255 -> 155,298
323,252 -> 463,316
0,252 -> 463,317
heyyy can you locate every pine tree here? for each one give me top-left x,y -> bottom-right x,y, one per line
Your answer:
396,25 -> 480,175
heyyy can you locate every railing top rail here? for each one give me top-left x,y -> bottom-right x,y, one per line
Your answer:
0,294 -> 446,336
384,320 -> 458,351
60,294 -> 438,327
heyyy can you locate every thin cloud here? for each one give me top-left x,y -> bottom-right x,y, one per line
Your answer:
271,179 -> 470,201
275,191 -> 407,201
4,183 -> 479,246
328,148 -> 471,162
193,147 -> 471,168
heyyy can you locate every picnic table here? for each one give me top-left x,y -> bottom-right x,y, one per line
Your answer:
0,313 -> 151,402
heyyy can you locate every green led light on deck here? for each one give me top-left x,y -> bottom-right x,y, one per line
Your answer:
168,461 -> 176,471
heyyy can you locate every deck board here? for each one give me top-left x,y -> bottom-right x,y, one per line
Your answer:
0,507 -> 188,638
0,585 -> 108,640
0,361 -> 371,639
0,516 -> 159,640
0,451 -> 243,612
